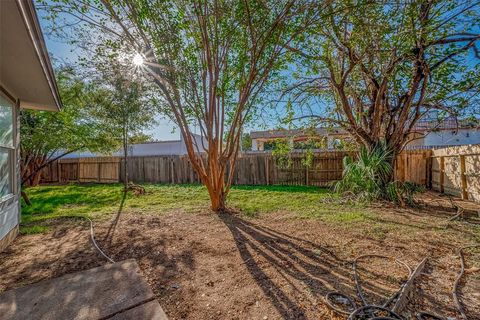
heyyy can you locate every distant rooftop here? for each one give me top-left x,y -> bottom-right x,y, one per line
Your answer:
412,118 -> 479,131
250,127 -> 346,139
250,118 -> 479,139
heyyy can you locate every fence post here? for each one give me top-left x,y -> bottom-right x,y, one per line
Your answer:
426,152 -> 432,189
57,161 -> 61,183
265,156 -> 269,185
77,159 -> 81,183
170,158 -> 174,184
439,156 -> 445,193
305,165 -> 309,186
459,155 -> 468,200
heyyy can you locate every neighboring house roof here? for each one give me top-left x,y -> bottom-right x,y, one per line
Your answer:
61,134 -> 208,158
0,0 -> 61,111
250,127 -> 347,139
251,118 -> 479,140
412,118 -> 479,132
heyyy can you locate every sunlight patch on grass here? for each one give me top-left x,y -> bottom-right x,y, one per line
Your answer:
323,211 -> 371,223
20,225 -> 49,235
21,183 -> 370,227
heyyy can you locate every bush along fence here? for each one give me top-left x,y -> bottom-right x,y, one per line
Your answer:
39,150 -> 426,185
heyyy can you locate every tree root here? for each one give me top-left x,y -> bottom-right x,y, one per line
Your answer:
21,191 -> 32,206
125,182 -> 145,196
445,197 -> 480,226
448,197 -> 465,221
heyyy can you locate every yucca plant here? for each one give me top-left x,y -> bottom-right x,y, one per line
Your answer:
386,181 -> 425,206
334,143 -> 421,205
334,143 -> 393,202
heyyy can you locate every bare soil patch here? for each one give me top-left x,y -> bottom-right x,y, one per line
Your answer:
1,193 -> 479,320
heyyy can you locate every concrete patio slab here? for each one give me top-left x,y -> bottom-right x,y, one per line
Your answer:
0,259 -> 168,320
110,300 -> 169,320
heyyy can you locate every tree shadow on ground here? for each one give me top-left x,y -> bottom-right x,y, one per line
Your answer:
0,215 -> 196,320
218,213 -> 397,319
104,190 -> 127,246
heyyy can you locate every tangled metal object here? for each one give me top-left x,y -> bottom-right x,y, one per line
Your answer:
324,245 -> 480,320
324,254 -> 428,319
325,292 -> 356,315
415,311 -> 446,320
452,244 -> 480,320
348,305 -> 402,320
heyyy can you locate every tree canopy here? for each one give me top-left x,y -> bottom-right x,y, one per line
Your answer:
284,1 -> 480,155
86,65 -> 158,188
41,0 -> 313,211
38,0 -> 480,207
20,68 -> 117,186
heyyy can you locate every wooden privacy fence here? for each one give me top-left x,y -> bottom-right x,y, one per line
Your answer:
119,151 -> 351,186
41,157 -> 120,183
394,149 -> 432,186
430,145 -> 480,202
40,150 -> 433,187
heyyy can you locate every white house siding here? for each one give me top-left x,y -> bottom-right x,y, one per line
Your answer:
422,128 -> 480,146
251,139 -> 258,151
120,134 -> 208,156
118,140 -> 184,156
1,0 -> 61,250
0,97 -> 20,251
62,133 -> 208,158
251,127 -> 480,151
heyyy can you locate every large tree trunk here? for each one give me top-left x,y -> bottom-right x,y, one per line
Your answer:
186,138 -> 239,212
123,128 -> 128,191
362,138 -> 403,185
207,184 -> 226,212
21,191 -> 32,206
203,154 -> 228,212
22,157 -> 45,187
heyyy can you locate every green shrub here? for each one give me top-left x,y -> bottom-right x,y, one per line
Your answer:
334,143 -> 422,205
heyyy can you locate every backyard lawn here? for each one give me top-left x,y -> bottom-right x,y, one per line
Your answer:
1,184 -> 479,319
19,184 -> 372,230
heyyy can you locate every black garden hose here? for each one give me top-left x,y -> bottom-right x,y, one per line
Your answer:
324,254 -> 413,319
452,244 -> 480,320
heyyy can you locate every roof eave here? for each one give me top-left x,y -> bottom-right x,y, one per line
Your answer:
17,0 -> 62,111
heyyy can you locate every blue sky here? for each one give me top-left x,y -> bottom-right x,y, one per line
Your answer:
41,31 -> 274,140
41,25 -> 181,141
39,3 -> 480,141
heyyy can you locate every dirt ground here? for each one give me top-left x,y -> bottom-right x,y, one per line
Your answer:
1,192 -> 479,320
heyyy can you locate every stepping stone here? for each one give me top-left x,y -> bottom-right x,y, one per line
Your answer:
0,259 -> 168,320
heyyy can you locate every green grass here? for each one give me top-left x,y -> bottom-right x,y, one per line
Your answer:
20,225 -> 50,235
20,183 -> 370,233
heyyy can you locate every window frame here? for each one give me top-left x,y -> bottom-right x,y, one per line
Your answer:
0,90 -> 16,203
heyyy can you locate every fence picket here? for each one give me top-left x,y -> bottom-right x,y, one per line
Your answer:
40,150 -> 432,188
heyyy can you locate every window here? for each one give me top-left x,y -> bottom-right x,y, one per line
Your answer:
0,94 -> 14,199
0,149 -> 12,197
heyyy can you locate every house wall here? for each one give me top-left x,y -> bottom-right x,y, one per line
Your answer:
0,93 -> 20,252
252,128 -> 480,151
63,134 -> 209,158
117,133 -> 208,156
423,128 -> 480,146
251,134 -> 349,151
252,139 -> 263,151
119,141 -> 183,156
